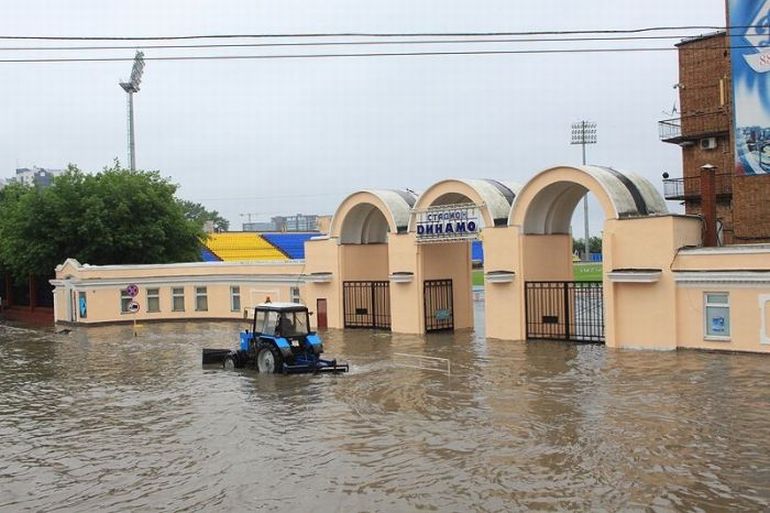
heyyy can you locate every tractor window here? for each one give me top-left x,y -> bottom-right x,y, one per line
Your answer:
255,310 -> 279,335
277,312 -> 309,338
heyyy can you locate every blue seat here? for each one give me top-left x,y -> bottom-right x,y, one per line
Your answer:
261,233 -> 320,260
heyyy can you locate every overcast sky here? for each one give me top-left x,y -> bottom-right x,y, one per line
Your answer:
1,1 -> 726,232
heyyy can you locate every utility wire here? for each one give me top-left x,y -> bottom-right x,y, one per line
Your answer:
0,45 -> 745,64
0,34 -> 736,52
0,25 -> 738,41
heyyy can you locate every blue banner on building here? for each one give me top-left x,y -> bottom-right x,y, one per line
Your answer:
730,0 -> 770,175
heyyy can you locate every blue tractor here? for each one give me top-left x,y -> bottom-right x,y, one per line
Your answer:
202,302 -> 348,374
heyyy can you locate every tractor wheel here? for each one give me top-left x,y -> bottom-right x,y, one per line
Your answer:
223,355 -> 238,370
256,343 -> 283,374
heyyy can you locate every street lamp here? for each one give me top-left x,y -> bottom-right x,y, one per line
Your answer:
570,121 -> 597,261
119,51 -> 145,171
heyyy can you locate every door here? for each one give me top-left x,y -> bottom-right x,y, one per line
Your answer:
316,298 -> 328,329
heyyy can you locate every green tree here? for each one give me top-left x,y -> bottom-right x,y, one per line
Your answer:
0,162 -> 204,278
179,200 -> 230,232
572,236 -> 602,255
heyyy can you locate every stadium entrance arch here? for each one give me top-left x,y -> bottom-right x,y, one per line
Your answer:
487,165 -> 668,343
407,179 -> 518,333
304,190 -> 415,331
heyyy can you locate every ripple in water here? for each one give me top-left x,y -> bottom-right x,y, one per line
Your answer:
0,321 -> 769,512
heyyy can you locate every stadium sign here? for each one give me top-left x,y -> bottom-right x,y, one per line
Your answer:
415,203 -> 481,243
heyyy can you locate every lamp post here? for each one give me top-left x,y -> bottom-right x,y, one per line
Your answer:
119,51 -> 145,171
570,121 -> 597,261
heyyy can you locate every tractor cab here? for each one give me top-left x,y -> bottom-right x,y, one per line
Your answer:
252,303 -> 311,341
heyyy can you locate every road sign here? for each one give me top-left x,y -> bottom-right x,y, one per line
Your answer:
128,301 -> 140,313
126,284 -> 139,297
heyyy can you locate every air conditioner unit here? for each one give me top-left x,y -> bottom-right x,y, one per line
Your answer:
700,137 -> 717,150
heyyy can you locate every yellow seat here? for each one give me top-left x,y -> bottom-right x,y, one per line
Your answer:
204,233 -> 286,261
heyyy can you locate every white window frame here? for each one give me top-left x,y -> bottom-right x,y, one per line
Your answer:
704,292 -> 730,340
230,286 -> 241,312
120,289 -> 132,314
290,286 -> 301,304
172,287 -> 185,312
195,286 -> 208,312
146,288 -> 160,313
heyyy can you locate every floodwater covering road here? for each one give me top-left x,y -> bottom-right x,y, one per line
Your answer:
1,318 -> 769,512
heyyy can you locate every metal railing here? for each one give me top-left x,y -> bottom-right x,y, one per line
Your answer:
658,111 -> 729,142
662,173 -> 733,200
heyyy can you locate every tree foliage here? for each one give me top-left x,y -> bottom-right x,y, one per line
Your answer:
179,199 -> 230,232
0,162 -> 205,277
572,236 -> 603,255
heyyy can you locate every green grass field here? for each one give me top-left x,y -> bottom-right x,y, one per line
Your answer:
472,262 -> 602,286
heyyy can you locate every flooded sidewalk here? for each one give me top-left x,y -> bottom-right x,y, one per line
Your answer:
1,320 -> 769,512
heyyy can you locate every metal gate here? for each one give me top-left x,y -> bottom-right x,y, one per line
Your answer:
525,281 -> 604,343
424,279 -> 454,332
343,281 -> 391,329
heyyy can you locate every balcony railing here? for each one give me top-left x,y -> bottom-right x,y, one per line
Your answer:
662,173 -> 733,200
658,111 -> 729,143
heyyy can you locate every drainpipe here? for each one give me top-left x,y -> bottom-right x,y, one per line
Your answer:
700,164 -> 718,247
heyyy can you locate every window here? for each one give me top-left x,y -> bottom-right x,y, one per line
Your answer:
231,286 -> 241,312
147,288 -> 160,313
290,286 -> 301,304
705,292 -> 730,339
256,310 -> 279,334
78,291 -> 87,319
120,289 -> 132,313
196,286 -> 208,312
172,287 -> 185,312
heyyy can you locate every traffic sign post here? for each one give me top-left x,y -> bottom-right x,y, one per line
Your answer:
126,284 -> 140,336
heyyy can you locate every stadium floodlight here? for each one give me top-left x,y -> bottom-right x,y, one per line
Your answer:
119,51 -> 145,170
570,121 -> 598,261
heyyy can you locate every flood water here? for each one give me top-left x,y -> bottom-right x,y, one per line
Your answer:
1,316 -> 770,512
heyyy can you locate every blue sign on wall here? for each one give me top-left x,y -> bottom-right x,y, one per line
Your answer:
730,0 -> 770,175
415,204 -> 481,243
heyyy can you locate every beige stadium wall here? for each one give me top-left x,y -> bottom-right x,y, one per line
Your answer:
673,246 -> 770,353
51,259 -> 305,325
420,241 -> 474,331
340,244 -> 389,280
603,215 -> 702,349
303,237 -> 343,330
388,233 -> 422,334
482,225 -> 520,340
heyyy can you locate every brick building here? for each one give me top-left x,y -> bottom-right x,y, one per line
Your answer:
660,31 -> 770,244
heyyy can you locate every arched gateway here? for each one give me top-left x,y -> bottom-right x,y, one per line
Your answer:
304,190 -> 415,331
485,165 -> 668,343
304,166 -> 669,341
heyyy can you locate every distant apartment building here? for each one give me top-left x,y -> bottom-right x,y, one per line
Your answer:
242,213 -> 324,232
659,31 -> 770,244
3,166 -> 65,189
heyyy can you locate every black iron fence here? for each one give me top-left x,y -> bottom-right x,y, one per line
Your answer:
343,281 -> 391,330
525,281 -> 604,343
424,279 -> 454,332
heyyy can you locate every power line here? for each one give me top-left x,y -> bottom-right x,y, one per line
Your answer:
0,34 -> 734,52
0,25 -> 736,41
0,45 -> 745,64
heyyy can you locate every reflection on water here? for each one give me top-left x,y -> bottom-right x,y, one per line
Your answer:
1,320 -> 769,512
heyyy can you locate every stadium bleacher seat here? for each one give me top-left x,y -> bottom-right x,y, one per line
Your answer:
204,233 -> 287,261
262,233 -> 319,260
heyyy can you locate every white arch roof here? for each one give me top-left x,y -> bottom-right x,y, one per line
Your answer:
330,189 -> 417,244
410,178 -> 520,230
509,165 -> 668,234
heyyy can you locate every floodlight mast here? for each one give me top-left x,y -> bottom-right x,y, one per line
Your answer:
570,121 -> 597,261
119,51 -> 145,171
